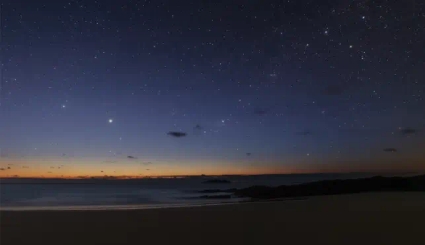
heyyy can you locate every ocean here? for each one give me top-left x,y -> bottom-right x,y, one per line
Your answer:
0,173 -> 372,210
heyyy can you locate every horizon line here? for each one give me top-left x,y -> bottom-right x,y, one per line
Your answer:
1,171 -> 423,181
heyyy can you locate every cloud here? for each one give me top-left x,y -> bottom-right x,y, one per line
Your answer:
193,124 -> 204,135
7,167 -> 11,169
323,85 -> 345,96
142,162 -> 153,165
296,130 -> 313,136
127,156 -> 138,160
167,131 -> 187,138
253,104 -> 279,116
0,168 -> 5,171
253,108 -> 268,116
103,160 -> 117,163
400,127 -> 417,135
383,148 -> 397,152
1,153 -> 26,159
246,153 -> 251,156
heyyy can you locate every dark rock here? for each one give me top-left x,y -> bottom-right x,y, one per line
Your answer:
202,179 -> 231,184
197,188 -> 237,194
198,195 -> 232,199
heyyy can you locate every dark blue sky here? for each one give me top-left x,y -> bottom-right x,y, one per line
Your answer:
1,0 -> 424,177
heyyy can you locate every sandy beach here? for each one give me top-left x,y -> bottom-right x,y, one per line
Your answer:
1,192 -> 425,245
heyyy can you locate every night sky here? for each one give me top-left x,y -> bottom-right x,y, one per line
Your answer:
1,0 -> 424,178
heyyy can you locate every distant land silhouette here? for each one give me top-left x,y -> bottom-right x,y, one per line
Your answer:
232,175 -> 425,199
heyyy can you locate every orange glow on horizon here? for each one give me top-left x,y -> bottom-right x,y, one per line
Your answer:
1,157 -> 424,179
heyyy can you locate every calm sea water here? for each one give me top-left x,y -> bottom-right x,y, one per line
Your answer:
0,173 -> 371,209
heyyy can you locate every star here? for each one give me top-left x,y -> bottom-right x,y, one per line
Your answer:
2,0 -> 424,179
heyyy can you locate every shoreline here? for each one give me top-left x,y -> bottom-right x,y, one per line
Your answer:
0,201 -> 242,212
0,197 -> 305,212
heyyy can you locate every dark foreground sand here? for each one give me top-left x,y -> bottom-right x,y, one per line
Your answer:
1,192 -> 425,245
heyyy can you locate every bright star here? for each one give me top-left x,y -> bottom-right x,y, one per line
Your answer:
108,119 -> 113,123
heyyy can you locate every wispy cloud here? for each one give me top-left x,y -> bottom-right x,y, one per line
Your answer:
323,85 -> 345,96
253,108 -> 268,116
103,160 -> 117,163
167,131 -> 187,137
383,148 -> 397,152
400,127 -> 417,135
296,130 -> 313,136
193,124 -> 204,135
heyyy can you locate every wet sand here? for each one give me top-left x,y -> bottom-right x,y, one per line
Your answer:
1,192 -> 425,245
